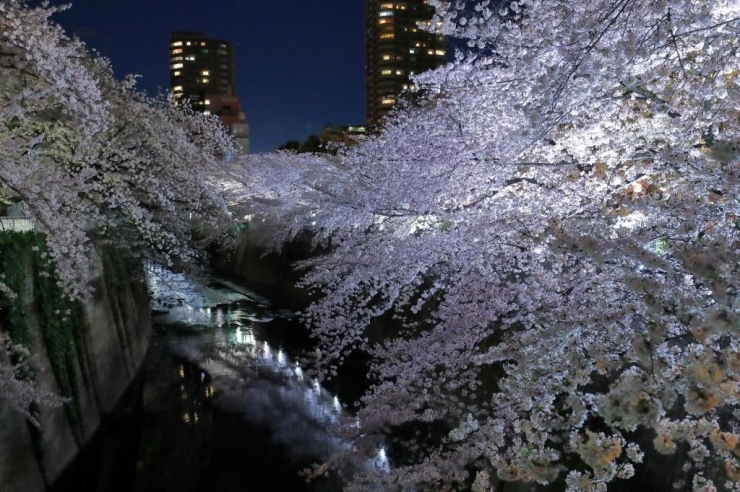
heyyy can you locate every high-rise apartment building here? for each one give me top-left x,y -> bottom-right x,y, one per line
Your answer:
169,31 -> 249,153
169,31 -> 235,111
365,0 -> 446,126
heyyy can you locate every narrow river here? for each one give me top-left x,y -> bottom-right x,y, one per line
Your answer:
50,265 -> 374,492
48,258 -> 713,492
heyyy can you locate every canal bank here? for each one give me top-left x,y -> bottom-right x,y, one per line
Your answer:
49,265 -> 347,492
0,237 -> 152,492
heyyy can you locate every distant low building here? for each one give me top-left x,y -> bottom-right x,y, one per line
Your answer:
0,202 -> 34,232
210,95 -> 250,154
320,125 -> 368,147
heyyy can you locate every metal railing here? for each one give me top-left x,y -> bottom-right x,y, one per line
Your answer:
0,217 -> 35,232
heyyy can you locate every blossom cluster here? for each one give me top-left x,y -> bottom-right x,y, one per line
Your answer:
0,1 -> 235,415
223,0 -> 740,490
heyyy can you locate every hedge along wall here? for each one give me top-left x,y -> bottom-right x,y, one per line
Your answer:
0,231 -> 152,492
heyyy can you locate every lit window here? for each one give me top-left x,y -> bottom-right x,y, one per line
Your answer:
409,48 -> 416,54
402,84 -> 408,90
204,110 -> 211,115
205,99 -> 211,105
186,41 -> 191,46
171,41 -> 183,47
200,42 -> 206,46
428,49 -> 435,55
396,69 -> 404,75
415,43 -> 421,47
381,69 -> 392,75
436,50 -> 445,56
380,2 -> 393,7
201,70 -> 210,76
173,71 -> 181,76
382,54 -> 392,60
379,11 -> 393,17
378,19 -> 390,24
173,85 -> 183,91
381,97 -> 396,105
201,78 -> 209,83
379,33 -> 394,39
171,56 -> 183,62
185,56 -> 195,61
171,63 -> 183,69
171,48 -> 183,55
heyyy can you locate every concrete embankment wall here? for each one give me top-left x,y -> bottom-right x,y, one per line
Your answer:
211,223 -> 314,310
0,242 -> 151,492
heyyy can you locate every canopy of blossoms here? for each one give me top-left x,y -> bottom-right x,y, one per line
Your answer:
0,0 -> 234,416
221,1 -> 740,490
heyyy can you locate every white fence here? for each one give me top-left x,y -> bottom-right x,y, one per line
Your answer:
0,217 -> 35,232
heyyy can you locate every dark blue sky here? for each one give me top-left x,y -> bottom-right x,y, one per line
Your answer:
48,0 -> 366,153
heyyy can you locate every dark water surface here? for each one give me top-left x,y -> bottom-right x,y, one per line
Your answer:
50,268 -> 354,492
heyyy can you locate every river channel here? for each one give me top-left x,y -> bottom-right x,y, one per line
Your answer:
50,265 -> 378,492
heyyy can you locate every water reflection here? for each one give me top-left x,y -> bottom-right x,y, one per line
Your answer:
51,266 -> 388,492
148,269 -> 391,480
50,268 -> 342,492
166,314 -> 347,440
153,296 -> 355,488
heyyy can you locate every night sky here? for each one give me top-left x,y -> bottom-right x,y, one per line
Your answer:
47,0 -> 366,153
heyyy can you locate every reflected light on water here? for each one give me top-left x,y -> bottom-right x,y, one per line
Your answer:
375,445 -> 390,472
181,412 -> 201,425
148,263 -> 389,480
333,396 -> 341,413
234,327 -> 255,346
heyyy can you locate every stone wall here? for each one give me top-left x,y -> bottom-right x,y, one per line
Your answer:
0,244 -> 151,492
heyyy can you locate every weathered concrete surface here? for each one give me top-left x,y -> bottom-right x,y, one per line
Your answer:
0,246 -> 151,491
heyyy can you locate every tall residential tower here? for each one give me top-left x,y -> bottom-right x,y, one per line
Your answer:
365,0 -> 446,126
169,31 -> 249,153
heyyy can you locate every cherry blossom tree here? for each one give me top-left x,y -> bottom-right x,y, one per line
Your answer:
1,0 -> 234,412
1,0 -> 234,298
223,0 -> 740,490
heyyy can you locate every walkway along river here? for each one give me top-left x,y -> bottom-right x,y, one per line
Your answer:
49,264 -> 383,492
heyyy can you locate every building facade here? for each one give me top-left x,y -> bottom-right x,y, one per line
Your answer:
321,125 -> 368,147
365,0 -> 446,126
209,95 -> 250,154
169,31 -> 249,153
